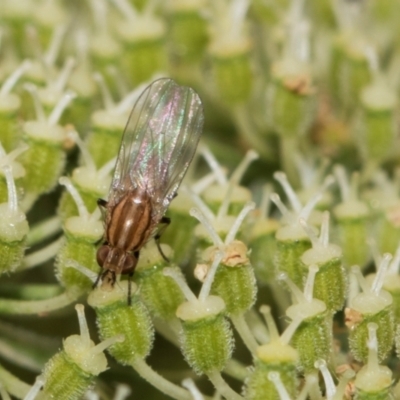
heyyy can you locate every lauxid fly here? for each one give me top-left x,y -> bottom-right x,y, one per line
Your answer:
96,78 -> 204,293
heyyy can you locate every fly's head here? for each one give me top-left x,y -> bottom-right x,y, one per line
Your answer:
96,244 -> 137,284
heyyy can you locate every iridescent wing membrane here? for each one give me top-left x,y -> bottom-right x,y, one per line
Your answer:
109,78 -> 204,221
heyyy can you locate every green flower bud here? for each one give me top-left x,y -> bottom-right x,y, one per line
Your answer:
210,47 -> 253,104
162,192 -> 198,265
177,296 -> 233,374
21,121 -> 67,194
272,172 -> 333,288
57,166 -> 110,221
202,184 -> 253,217
1,0 -> 33,56
269,61 -> 316,138
275,225 -> 311,288
207,242 -> 256,315
357,77 -> 397,162
20,87 -> 75,196
331,29 -> 371,112
135,243 -> 185,320
348,263 -> 394,363
88,281 -> 154,364
355,323 -> 393,400
55,216 -> 103,292
300,213 -> 346,312
86,109 -> 127,168
0,144 -> 26,204
0,60 -> 31,151
64,61 -> 98,135
42,304 -> 123,400
57,129 -> 112,221
249,217 -> 280,285
115,15 -> 166,85
333,167 -> 371,268
0,166 -> 29,275
167,0 -> 208,62
282,266 -> 332,372
245,306 -> 299,400
32,0 -> 68,49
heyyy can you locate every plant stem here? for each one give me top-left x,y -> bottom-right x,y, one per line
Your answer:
26,216 -> 62,246
223,359 -> 249,382
131,358 -> 192,400
0,363 -> 32,399
230,313 -> 259,354
21,237 -> 64,270
0,290 -> 81,315
207,370 -> 244,400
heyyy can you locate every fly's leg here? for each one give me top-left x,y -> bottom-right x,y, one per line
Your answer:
93,269 -> 103,289
127,271 -> 133,306
97,198 -> 108,207
155,216 -> 171,262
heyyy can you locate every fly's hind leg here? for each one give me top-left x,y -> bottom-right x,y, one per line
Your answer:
154,216 -> 171,263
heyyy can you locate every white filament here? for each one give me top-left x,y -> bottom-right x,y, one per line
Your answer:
59,177 -> 90,219
0,59 -> 31,96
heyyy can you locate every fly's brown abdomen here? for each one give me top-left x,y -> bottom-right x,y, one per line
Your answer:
106,188 -> 153,252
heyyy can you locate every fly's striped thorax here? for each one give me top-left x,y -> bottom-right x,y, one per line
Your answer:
106,188 -> 153,251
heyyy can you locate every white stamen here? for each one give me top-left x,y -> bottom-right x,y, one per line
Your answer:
259,305 -> 279,341
114,384 -> 132,400
190,207 -> 224,247
75,304 -> 91,347
2,165 -> 18,214
88,334 -> 124,356
190,171 -> 221,194
66,260 -> 98,283
270,193 -> 290,217
315,359 -> 335,400
299,175 -> 334,220
44,24 -> 68,68
366,323 -> 379,373
199,146 -> 227,186
98,156 -> 117,180
277,272 -> 305,304
53,57 -> 76,93
59,177 -> 90,219
267,372 -> 291,400
24,84 -> 46,122
67,130 -> 96,172
225,201 -> 255,244
351,265 -> 370,294
320,211 -> 330,247
0,143 -> 28,169
334,165 -> 350,201
0,59 -> 31,97
182,378 -> 204,400
23,376 -> 45,400
93,72 -> 115,111
111,0 -> 137,21
48,91 -> 76,126
274,171 -> 302,212
186,189 -> 215,222
114,83 -> 148,114
371,253 -> 392,294
304,265 -> 318,303
299,218 -> 319,248
163,267 -> 198,303
260,184 -> 273,220
199,251 -> 224,302
218,150 -> 258,219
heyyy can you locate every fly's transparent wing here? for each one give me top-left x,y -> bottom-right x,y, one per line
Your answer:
109,78 -> 204,220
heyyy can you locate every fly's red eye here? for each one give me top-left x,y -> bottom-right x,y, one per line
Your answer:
97,245 -> 110,267
123,253 -> 135,271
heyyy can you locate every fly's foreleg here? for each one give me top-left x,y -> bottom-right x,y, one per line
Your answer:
155,216 -> 171,262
